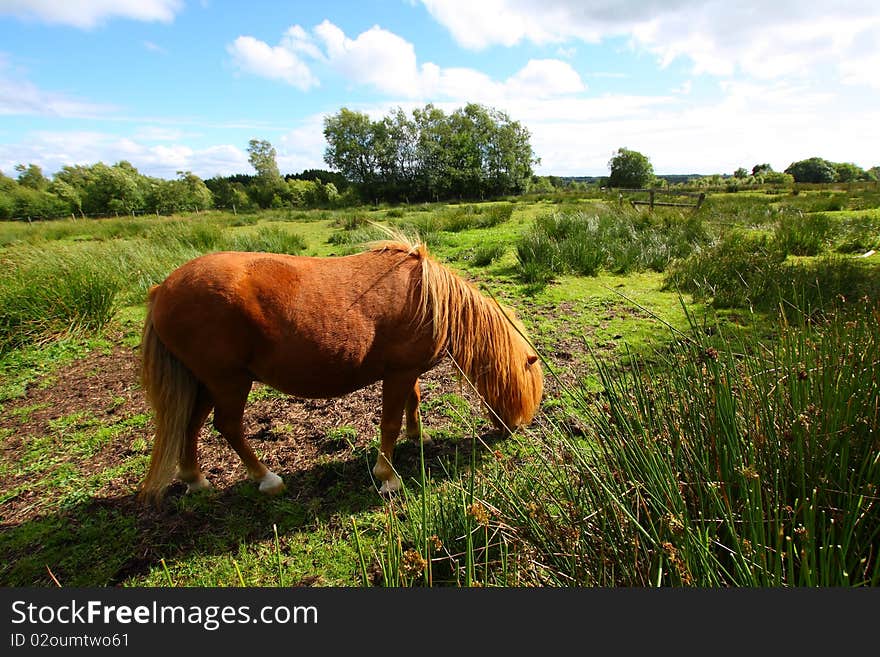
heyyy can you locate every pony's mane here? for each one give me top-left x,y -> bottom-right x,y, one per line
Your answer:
369,234 -> 543,429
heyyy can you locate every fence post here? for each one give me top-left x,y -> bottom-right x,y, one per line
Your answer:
232,204 -> 237,215
649,189 -> 655,209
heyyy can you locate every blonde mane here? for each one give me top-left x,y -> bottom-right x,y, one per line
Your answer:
370,236 -> 543,430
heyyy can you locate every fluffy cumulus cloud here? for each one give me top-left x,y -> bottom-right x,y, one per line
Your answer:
227,20 -> 585,101
0,0 -> 182,28
419,0 -> 880,83
227,36 -> 319,90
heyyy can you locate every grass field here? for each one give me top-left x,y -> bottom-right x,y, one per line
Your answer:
1,187 -> 878,586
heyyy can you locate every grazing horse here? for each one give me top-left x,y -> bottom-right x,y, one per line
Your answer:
138,237 -> 543,504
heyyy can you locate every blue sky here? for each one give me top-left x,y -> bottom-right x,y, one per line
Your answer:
0,0 -> 878,179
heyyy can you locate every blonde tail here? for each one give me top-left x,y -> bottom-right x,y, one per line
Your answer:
138,288 -> 199,504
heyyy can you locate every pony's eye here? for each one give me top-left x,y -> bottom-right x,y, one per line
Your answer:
526,355 -> 538,366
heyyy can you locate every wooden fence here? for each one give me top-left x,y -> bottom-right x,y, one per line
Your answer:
615,188 -> 706,210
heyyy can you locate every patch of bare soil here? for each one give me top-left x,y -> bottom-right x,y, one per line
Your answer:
0,340 -> 497,527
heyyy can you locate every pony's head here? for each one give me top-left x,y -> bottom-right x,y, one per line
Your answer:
476,309 -> 543,434
389,239 -> 544,434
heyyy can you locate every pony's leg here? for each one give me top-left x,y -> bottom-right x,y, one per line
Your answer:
374,373 -> 418,494
176,385 -> 213,493
212,378 -> 285,495
404,378 -> 430,444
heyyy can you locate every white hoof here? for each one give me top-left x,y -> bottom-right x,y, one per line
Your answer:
257,471 -> 286,495
379,476 -> 402,495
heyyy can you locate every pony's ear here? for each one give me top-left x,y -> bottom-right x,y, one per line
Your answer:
527,354 -> 538,366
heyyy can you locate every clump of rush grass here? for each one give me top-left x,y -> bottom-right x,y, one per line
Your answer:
545,299 -> 879,586
222,225 -> 307,254
400,203 -> 514,236
0,245 -> 122,354
773,211 -> 833,256
471,244 -> 506,267
147,220 -> 225,251
390,297 -> 879,587
515,205 -> 708,287
666,231 -> 880,314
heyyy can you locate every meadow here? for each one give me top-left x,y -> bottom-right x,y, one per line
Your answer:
1,186 -> 878,586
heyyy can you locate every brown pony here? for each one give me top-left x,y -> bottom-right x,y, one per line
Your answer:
138,237 -> 543,503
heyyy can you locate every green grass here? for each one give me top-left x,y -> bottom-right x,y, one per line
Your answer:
1,187 -> 879,587
515,204 -> 709,287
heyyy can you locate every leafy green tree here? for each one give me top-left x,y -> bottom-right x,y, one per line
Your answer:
323,108 -> 378,188
413,103 -> 450,200
148,171 -> 213,214
834,162 -> 867,182
47,179 -> 82,216
245,139 -> 286,208
82,162 -> 145,214
608,148 -> 654,188
868,166 -> 880,181
15,163 -> 49,191
752,163 -> 773,176
785,157 -> 837,183
247,139 -> 281,182
323,103 -> 537,203
763,171 -> 795,186
734,167 -> 749,179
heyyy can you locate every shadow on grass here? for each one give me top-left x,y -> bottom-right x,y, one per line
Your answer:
0,431 -> 504,587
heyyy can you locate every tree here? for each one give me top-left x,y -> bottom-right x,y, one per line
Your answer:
834,162 -> 867,183
15,163 -> 49,191
752,163 -> 773,176
734,167 -> 749,179
247,139 -> 281,182
246,139 -> 286,208
323,108 -> 378,188
323,103 -> 537,203
785,157 -> 836,183
764,171 -> 794,186
608,148 -> 654,188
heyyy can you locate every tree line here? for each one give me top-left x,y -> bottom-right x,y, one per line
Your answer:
0,102 -> 538,220
3,106 -> 877,220
606,148 -> 879,189
0,157 -> 345,221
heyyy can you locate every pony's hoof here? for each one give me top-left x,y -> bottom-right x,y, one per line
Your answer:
185,475 -> 213,494
257,471 -> 286,495
408,429 -> 432,445
378,476 -> 402,495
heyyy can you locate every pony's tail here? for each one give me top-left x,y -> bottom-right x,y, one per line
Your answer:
138,287 -> 199,505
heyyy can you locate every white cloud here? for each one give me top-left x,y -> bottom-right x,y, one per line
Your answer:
0,0 -> 183,28
419,0 -> 880,86
227,36 -> 319,90
0,131 -> 249,179
228,22 -> 586,102
517,80 -> 878,175
505,59 -> 586,97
